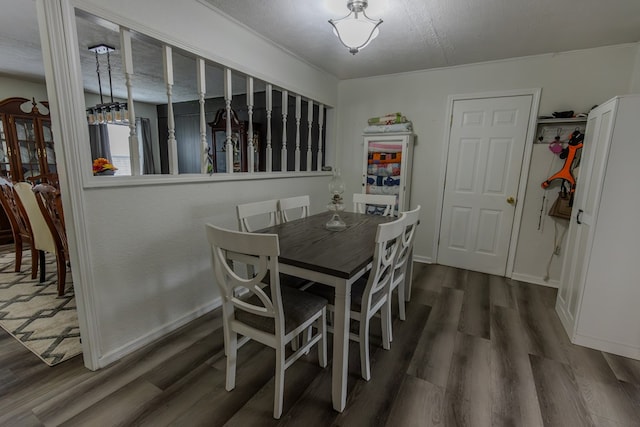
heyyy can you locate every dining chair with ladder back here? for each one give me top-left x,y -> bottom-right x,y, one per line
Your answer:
206,224 -> 328,419
305,214 -> 405,380
353,193 -> 396,216
388,205 -> 421,341
237,199 -> 280,232
278,195 -> 310,222
14,182 -> 70,295
0,177 -> 37,278
237,199 -> 310,289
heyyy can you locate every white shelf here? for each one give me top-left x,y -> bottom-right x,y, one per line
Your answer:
537,117 -> 587,124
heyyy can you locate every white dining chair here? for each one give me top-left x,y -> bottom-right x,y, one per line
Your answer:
206,224 -> 327,419
388,205 -> 421,340
305,215 -> 405,381
278,195 -> 310,222
353,193 -> 396,216
237,199 -> 280,232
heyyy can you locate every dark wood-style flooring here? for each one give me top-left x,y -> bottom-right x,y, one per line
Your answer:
1,263 -> 639,426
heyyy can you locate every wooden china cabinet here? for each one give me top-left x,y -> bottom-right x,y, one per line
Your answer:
0,97 -> 59,243
208,108 -> 260,173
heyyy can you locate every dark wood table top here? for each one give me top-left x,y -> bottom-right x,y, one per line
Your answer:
259,211 -> 394,279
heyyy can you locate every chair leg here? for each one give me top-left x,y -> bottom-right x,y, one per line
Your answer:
405,255 -> 414,302
56,253 -> 67,296
273,344 -> 285,419
14,237 -> 23,272
39,250 -> 46,283
398,280 -> 406,321
225,330 -> 237,391
318,309 -> 327,368
382,301 -> 391,349
359,316 -> 371,381
30,245 -> 38,280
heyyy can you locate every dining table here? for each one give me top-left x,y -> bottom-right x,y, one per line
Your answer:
258,210 -> 394,412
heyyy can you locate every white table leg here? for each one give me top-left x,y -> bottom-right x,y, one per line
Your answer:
332,278 -> 351,412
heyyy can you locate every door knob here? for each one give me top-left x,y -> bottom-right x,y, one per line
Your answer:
507,196 -> 515,205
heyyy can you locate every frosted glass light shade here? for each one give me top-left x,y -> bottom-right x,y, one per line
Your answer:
329,7 -> 382,54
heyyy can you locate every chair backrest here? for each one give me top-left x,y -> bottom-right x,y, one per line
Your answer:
237,199 -> 280,232
206,223 -> 285,335
361,216 -> 405,310
393,205 -> 421,283
0,176 -> 32,243
13,182 -> 56,253
353,193 -> 396,216
33,183 -> 68,257
278,195 -> 310,222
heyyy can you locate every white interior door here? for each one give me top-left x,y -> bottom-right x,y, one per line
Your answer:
438,95 -> 533,275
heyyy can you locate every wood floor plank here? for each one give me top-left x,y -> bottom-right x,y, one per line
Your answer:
457,271 -> 490,339
442,332 -> 492,427
166,346 -> 276,426
488,275 -> 517,309
385,375 -> 445,427
565,344 -> 619,384
30,312 -> 218,425
331,304 -> 431,427
515,282 -> 569,364
407,286 -> 464,388
58,378 -> 162,427
603,353 -> 640,385
222,356 -> 325,426
529,354 -> 596,426
490,306 -> 544,427
575,373 -> 640,426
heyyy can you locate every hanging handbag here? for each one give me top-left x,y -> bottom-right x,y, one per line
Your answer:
548,187 -> 573,220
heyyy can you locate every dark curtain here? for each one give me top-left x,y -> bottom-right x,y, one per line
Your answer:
88,124 -> 111,162
137,118 -> 157,174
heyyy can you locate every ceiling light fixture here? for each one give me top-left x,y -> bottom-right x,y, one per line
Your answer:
86,43 -> 128,125
329,0 -> 383,55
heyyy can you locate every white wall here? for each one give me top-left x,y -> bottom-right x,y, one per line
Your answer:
630,43 -> 640,94
0,75 -> 48,102
336,44 -> 637,284
37,0 -> 338,368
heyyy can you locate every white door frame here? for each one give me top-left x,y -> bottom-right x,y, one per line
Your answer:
433,88 -> 541,277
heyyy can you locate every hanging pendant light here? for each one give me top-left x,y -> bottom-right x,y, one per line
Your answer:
86,44 -> 128,125
329,0 -> 383,55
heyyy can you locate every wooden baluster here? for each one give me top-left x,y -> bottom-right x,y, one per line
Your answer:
317,104 -> 324,171
266,84 -> 273,172
295,95 -> 301,172
246,77 -> 254,173
281,90 -> 288,171
163,46 -> 178,175
307,100 -> 313,171
224,68 -> 233,173
197,58 -> 208,174
120,29 -> 140,175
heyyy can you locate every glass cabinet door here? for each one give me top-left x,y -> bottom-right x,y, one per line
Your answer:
41,119 -> 56,174
0,116 -> 11,177
14,117 -> 41,179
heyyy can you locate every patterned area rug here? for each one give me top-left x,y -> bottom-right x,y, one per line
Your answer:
0,247 -> 82,366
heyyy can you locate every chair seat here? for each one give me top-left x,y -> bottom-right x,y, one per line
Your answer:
235,286 -> 327,335
306,274 -> 385,312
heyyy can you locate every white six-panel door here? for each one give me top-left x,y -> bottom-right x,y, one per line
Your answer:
438,95 -> 533,275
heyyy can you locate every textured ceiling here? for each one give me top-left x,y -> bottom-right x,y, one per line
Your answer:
0,0 -> 639,104
205,0 -> 640,79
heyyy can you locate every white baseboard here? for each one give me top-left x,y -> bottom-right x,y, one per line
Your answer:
573,333 -> 640,361
97,297 -> 222,368
413,255 -> 433,264
510,272 -> 559,288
